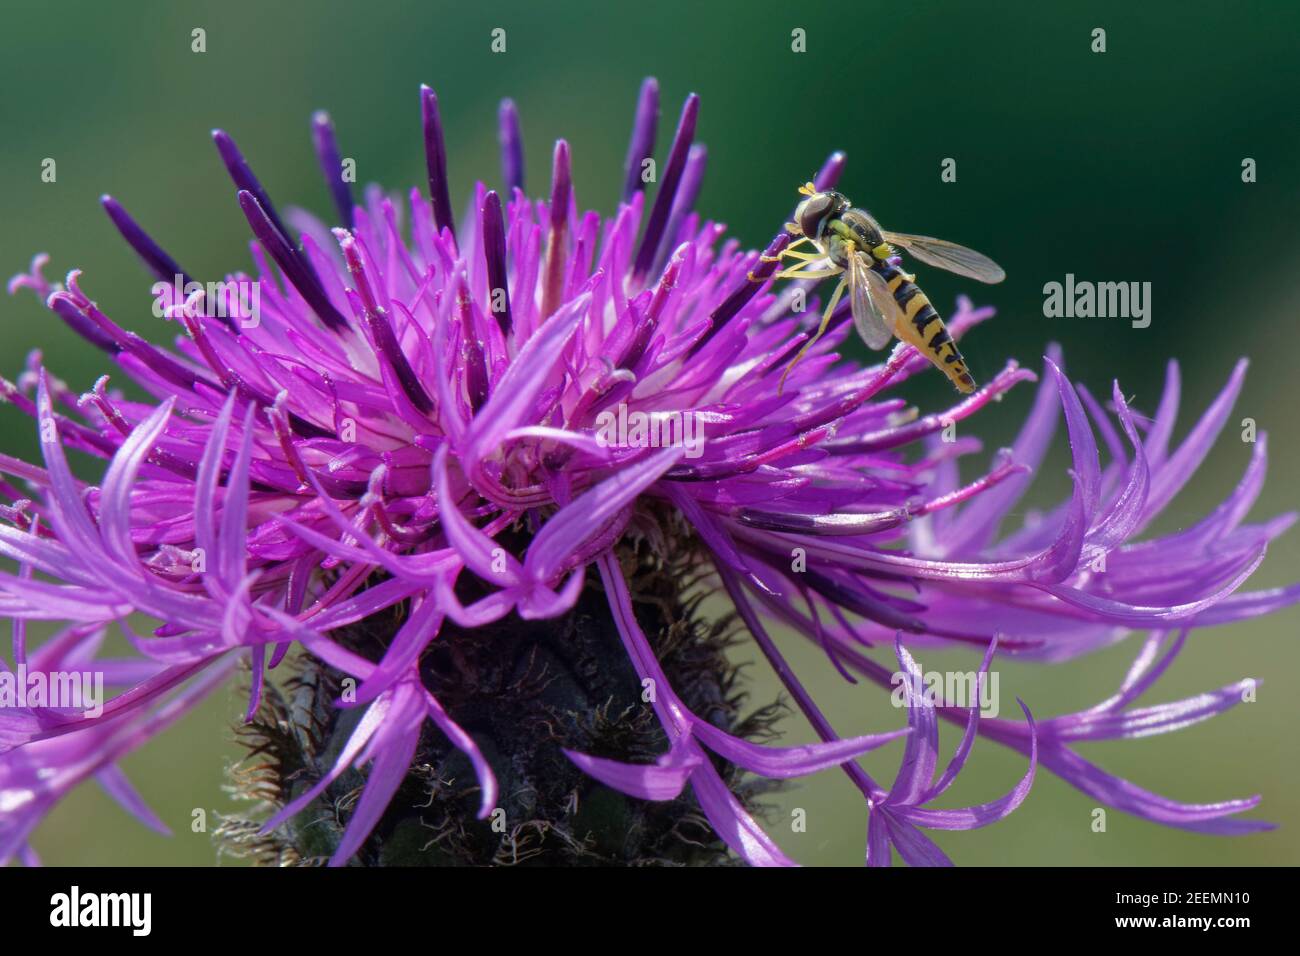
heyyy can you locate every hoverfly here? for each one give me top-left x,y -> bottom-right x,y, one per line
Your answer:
766,183 -> 1005,394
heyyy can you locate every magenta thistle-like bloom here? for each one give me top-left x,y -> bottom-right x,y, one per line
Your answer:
2,79 -> 1296,866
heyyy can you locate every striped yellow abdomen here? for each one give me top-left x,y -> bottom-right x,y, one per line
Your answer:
875,261 -> 976,394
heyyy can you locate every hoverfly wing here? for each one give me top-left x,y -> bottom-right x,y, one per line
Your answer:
848,252 -> 895,350
882,231 -> 1006,284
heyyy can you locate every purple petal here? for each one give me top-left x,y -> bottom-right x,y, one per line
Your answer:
563,743 -> 701,800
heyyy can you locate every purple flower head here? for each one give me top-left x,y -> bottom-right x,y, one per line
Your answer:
2,80 -> 1296,866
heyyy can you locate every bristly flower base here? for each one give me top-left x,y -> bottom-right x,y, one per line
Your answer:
220,534 -> 780,865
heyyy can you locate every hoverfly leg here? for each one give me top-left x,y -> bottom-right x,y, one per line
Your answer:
752,238 -> 821,281
760,235 -> 812,262
755,253 -> 840,283
778,274 -> 847,394
751,263 -> 839,282
774,266 -> 840,280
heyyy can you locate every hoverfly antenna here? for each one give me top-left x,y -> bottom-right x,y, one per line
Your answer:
798,181 -> 817,196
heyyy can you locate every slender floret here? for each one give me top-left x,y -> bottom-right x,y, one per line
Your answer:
2,81 -> 1296,866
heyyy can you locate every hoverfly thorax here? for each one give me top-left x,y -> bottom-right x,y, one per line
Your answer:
839,208 -> 888,259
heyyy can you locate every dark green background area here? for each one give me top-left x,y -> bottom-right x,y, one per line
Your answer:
1,0 -> 1297,865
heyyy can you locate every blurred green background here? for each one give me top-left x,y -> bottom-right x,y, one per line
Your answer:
2,0 -> 1298,865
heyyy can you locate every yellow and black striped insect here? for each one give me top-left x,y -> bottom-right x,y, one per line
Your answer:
767,183 -> 1005,394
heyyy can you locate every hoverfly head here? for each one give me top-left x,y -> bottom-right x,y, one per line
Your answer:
793,190 -> 848,241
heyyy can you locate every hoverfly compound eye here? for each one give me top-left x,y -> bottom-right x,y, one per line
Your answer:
798,192 -> 834,240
